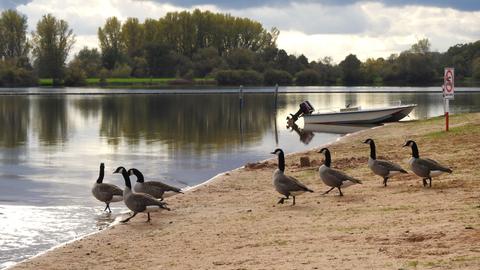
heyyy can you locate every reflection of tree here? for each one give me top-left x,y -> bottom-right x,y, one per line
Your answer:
70,96 -> 102,119
0,96 -> 29,147
32,96 -> 70,144
96,94 -> 275,153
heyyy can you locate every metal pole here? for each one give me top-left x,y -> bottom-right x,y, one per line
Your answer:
445,98 -> 449,132
274,84 -> 278,108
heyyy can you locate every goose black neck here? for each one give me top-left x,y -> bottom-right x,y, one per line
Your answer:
411,142 -> 419,158
132,169 -> 144,183
96,165 -> 104,183
324,150 -> 331,167
369,141 -> 376,159
121,170 -> 132,189
277,151 -> 285,172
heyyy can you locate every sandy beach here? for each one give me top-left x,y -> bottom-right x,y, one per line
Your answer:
12,113 -> 480,270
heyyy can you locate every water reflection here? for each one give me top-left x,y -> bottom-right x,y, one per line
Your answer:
286,122 -> 315,145
0,96 -> 29,147
91,95 -> 275,153
32,96 -> 70,145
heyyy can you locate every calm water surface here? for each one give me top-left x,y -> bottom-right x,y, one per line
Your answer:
1,86 -> 480,268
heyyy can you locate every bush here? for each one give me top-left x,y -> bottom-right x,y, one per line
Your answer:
110,64 -> 132,78
215,69 -> 263,85
98,68 -> 109,86
295,69 -> 321,86
0,60 -> 37,87
263,69 -> 293,85
64,62 -> 87,86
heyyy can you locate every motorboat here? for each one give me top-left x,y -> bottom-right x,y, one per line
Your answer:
288,101 -> 416,125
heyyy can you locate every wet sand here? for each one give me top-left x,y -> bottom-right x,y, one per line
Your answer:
12,113 -> 480,269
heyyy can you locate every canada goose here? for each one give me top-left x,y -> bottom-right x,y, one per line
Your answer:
363,138 -> 407,186
91,163 -> 123,213
403,140 -> 452,187
271,148 -> 313,205
128,168 -> 183,200
113,166 -> 170,223
318,148 -> 362,196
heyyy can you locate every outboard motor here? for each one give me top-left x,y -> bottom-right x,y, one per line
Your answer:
287,101 -> 314,124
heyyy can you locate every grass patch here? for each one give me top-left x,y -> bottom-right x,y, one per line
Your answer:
426,123 -> 480,139
39,78 -> 53,86
406,260 -> 419,268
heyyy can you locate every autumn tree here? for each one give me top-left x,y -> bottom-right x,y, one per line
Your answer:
98,17 -> 123,70
31,14 -> 75,84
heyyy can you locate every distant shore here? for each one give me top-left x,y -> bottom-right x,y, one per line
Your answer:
11,113 -> 480,270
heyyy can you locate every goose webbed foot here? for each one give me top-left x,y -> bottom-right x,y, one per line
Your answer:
104,203 -> 112,213
292,196 -> 296,206
120,212 -> 137,223
159,203 -> 171,211
383,177 -> 388,187
322,187 -> 335,195
277,197 -> 288,204
428,177 -> 432,187
146,212 -> 151,222
338,188 -> 343,196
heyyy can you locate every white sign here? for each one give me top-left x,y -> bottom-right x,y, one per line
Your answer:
443,67 -> 454,100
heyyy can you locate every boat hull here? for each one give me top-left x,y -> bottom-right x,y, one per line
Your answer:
303,105 -> 416,124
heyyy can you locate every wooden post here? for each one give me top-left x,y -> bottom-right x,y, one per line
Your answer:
239,85 -> 244,108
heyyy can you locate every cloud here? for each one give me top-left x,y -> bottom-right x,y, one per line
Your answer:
233,2 -> 370,35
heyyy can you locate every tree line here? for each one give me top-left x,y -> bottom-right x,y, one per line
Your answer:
1,9 -> 479,87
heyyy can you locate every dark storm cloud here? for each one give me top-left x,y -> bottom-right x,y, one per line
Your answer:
147,0 -> 479,11
0,0 -> 32,10
2,0 -> 478,11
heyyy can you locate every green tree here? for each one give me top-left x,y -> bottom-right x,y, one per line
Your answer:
362,58 -> 385,84
72,47 -> 101,77
339,54 -> 363,85
410,38 -> 431,54
263,69 -> 292,85
98,17 -> 123,70
31,14 -> 75,85
121,17 -> 144,59
295,69 -> 321,86
64,60 -> 87,86
471,57 -> 480,80
226,48 -> 255,70
0,9 -> 29,59
192,47 -> 225,77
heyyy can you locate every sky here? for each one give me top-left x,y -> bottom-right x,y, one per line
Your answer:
1,0 -> 479,63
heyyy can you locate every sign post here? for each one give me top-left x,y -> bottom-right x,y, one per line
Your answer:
443,67 -> 454,131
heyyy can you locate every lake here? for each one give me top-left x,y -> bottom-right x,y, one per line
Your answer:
1,86 -> 480,268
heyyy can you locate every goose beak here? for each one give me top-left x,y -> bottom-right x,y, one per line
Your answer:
270,151 -> 275,154
402,143 -> 407,147
113,170 -> 118,174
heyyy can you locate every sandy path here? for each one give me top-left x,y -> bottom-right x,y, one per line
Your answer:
12,113 -> 480,269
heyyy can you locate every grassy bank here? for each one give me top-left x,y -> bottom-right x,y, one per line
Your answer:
12,113 -> 480,270
39,77 -> 217,87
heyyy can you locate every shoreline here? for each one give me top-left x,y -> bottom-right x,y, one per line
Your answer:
0,86 -> 480,96
11,113 -> 480,269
